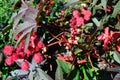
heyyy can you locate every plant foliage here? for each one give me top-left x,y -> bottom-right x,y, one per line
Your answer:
1,0 -> 120,80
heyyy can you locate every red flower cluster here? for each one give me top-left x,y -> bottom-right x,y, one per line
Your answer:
97,27 -> 120,51
3,45 -> 14,56
3,32 -> 45,70
70,8 -> 92,44
97,27 -> 113,48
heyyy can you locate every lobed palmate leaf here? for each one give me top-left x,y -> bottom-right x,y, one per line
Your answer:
6,69 -> 29,80
12,0 -> 38,49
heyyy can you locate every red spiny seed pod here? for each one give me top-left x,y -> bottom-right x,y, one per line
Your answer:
3,45 -> 14,56
3,31 -> 46,70
5,56 -> 14,66
17,51 -> 24,58
37,40 -> 45,49
33,52 -> 43,64
20,60 -> 29,70
12,53 -> 19,62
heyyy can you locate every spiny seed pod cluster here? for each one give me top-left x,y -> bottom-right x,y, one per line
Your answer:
3,32 -> 45,70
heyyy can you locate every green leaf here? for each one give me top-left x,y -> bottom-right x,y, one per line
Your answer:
101,0 -> 107,11
55,65 -> 64,80
87,68 -> 93,77
0,53 -> 3,63
112,0 -> 120,17
37,68 -> 53,80
72,70 -> 80,80
74,48 -> 82,55
56,60 -> 80,80
56,60 -> 71,74
114,73 -> 120,80
85,23 -> 93,27
64,0 -> 79,8
92,0 -> 98,5
92,18 -> 100,27
82,66 -> 89,80
113,51 -> 120,64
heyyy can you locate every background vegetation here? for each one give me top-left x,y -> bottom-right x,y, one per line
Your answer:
0,0 -> 120,80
